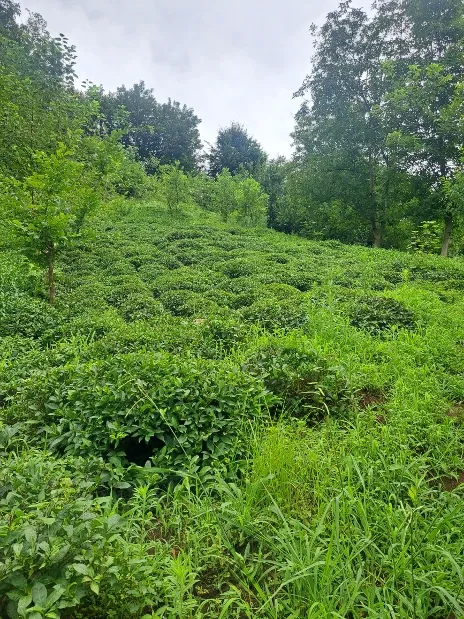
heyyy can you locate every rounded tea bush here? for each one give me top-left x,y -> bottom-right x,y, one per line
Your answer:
199,315 -> 249,356
241,298 -> 309,332
243,340 -> 353,419
14,351 -> 272,470
118,293 -> 165,322
350,296 -> 417,335
0,293 -> 61,341
159,289 -> 217,317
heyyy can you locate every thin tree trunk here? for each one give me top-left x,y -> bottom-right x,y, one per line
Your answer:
440,214 -> 453,257
48,243 -> 55,305
368,155 -> 382,247
372,223 -> 382,248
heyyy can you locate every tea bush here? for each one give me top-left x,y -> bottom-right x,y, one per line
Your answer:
10,351 -> 271,470
0,451 -> 167,619
118,293 -> 165,322
243,338 -> 353,418
0,293 -> 61,341
350,295 -> 417,335
241,298 -> 309,332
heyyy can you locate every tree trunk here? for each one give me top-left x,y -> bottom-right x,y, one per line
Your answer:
440,214 -> 453,257
372,223 -> 382,248
48,243 -> 55,305
369,154 -> 382,247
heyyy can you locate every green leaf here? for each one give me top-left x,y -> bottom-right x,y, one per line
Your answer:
90,581 -> 99,595
31,582 -> 47,607
44,585 -> 65,608
17,593 -> 32,615
113,481 -> 131,489
49,544 -> 70,564
24,526 -> 37,544
72,563 -> 89,575
106,514 -> 122,528
8,573 -> 28,589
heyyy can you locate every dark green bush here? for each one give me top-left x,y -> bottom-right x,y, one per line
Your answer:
350,296 -> 417,335
199,315 -> 249,356
0,293 -> 61,341
0,452 -> 166,618
160,290 -> 203,316
241,298 -> 309,332
244,341 -> 353,418
12,352 -> 271,470
261,283 -> 302,300
106,277 -> 150,308
152,267 -> 224,296
118,293 -> 165,322
64,309 -> 124,340
280,271 -> 319,291
221,258 -> 256,278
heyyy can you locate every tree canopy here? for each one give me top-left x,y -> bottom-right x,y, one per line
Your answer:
208,122 -> 267,178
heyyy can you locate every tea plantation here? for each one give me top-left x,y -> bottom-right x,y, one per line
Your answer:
1,200 -> 464,618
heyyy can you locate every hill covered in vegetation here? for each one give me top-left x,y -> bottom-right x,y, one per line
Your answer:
1,0 -> 464,615
1,200 -> 464,618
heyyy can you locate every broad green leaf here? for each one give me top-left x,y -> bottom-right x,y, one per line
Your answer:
31,582 -> 47,607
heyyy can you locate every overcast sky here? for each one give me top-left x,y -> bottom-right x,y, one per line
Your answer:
19,0 -> 368,157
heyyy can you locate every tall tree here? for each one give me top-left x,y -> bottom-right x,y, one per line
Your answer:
0,2 -> 82,179
260,156 -> 289,228
376,0 -> 464,255
293,2 -> 398,247
208,123 -> 267,178
98,82 -> 202,172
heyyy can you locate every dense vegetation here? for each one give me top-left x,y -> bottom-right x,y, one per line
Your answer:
1,0 -> 464,617
1,200 -> 464,617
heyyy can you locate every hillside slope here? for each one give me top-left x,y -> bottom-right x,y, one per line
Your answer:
1,201 -> 464,618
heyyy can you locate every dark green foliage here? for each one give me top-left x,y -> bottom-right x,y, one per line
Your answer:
2,0 -> 464,615
208,123 -> 267,178
160,289 -> 212,316
221,258 -> 257,279
244,340 -> 352,418
241,298 -> 309,332
118,293 -> 165,322
1,202 -> 464,618
14,351 -> 270,469
102,82 -> 202,171
350,296 -> 417,335
0,293 -> 60,340
0,451 -> 166,618
199,315 -> 248,356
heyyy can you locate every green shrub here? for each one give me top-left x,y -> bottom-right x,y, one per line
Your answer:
244,340 -> 353,418
221,258 -> 256,278
12,352 -> 271,471
350,296 -> 417,335
199,315 -> 249,356
152,268 -> 224,296
280,271 -> 320,291
0,451 -> 166,618
0,253 -> 42,295
0,293 -> 61,341
241,298 -> 309,332
106,277 -> 149,308
63,309 -> 124,340
118,293 -> 165,322
160,290 -> 203,316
